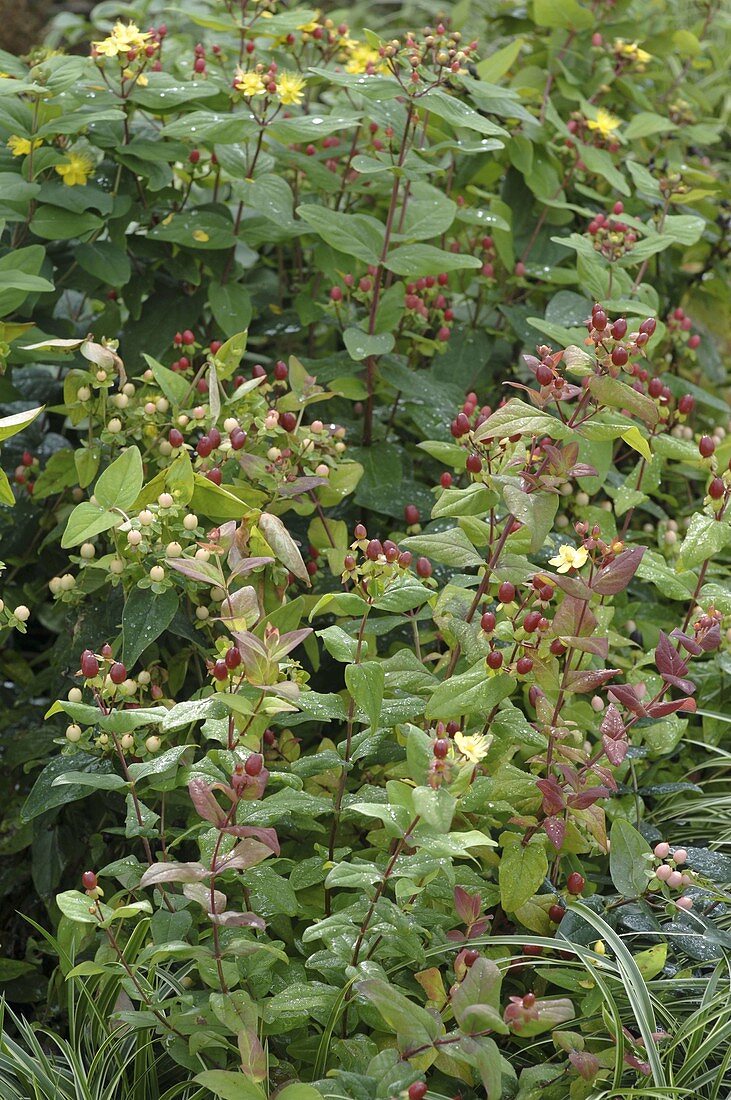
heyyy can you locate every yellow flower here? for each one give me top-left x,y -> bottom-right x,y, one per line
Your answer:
454,731 -> 492,765
614,39 -> 652,65
93,21 -> 152,59
276,73 -> 306,106
345,42 -> 384,75
234,69 -> 267,97
548,544 -> 589,574
192,229 -> 210,242
55,151 -> 95,187
586,108 -> 621,141
297,19 -> 320,33
7,135 -> 42,156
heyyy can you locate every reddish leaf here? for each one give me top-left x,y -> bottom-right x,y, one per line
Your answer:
140,861 -> 208,887
215,838 -> 276,873
591,546 -> 645,596
600,704 -> 625,741
568,786 -> 611,809
608,684 -> 648,716
646,698 -> 696,717
209,910 -> 266,929
603,735 -> 628,765
188,777 -> 226,826
454,885 -> 481,925
536,776 -> 565,815
544,815 -> 566,851
565,668 -> 621,694
222,825 -> 280,854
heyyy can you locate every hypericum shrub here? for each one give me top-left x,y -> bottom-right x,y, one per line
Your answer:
1,1 -> 730,1098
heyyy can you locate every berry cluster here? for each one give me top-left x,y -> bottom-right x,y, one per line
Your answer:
586,202 -> 638,260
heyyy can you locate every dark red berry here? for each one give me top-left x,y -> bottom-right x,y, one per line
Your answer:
225,647 -> 242,669
688,333 -> 701,349
252,364 -> 267,379
709,477 -> 725,500
197,436 -> 212,457
481,610 -> 496,633
193,57 -> 206,72
206,468 -> 222,485
440,472 -> 453,488
523,611 -> 541,633
648,378 -> 663,398
366,539 -> 383,561
522,992 -> 536,1007
611,318 -> 628,340
498,581 -> 515,604
434,738 -> 449,759
208,427 -> 222,449
446,721 -> 460,735
188,149 -> 200,165
274,361 -> 288,381
550,639 -> 566,656
101,643 -> 113,658
611,346 -> 628,367
678,394 -> 695,415
245,753 -> 263,776
181,329 -> 195,346
523,944 -> 543,956
80,650 -> 100,678
354,523 -> 367,540
699,436 -> 715,458
408,1084 -> 428,1100
463,949 -> 479,967
398,550 -> 412,567
230,428 -> 246,450
404,504 -> 420,525
344,554 -> 356,570
639,317 -> 656,336
466,453 -> 482,474
81,871 -> 97,890
279,411 -> 297,432
451,412 -> 470,438
487,650 -> 503,670
168,428 -> 184,448
416,557 -> 432,578
110,662 -> 127,685
536,364 -> 553,386
213,659 -> 228,681
516,656 -> 534,675
567,871 -> 585,895
592,308 -> 607,331
549,904 -> 565,923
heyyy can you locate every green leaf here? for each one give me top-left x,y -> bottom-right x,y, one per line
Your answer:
451,956 -> 506,1033
385,243 -> 482,277
296,205 -> 384,264
122,587 -> 179,667
343,327 -> 395,361
588,375 -> 659,427
345,661 -> 384,733
193,1070 -> 266,1100
473,398 -> 574,441
209,282 -> 252,338
56,889 -> 111,925
623,113 -> 677,141
401,528 -> 484,569
422,88 -> 508,138
76,241 -> 131,287
61,502 -> 121,548
413,785 -> 456,831
95,447 -> 144,511
426,668 -> 515,721
609,819 -> 652,898
142,354 -> 190,406
0,405 -> 43,442
499,833 -> 548,911
476,39 -> 524,83
533,0 -> 593,29
677,513 -> 731,571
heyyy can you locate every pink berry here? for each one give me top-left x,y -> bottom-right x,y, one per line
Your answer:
676,896 -> 693,911
656,864 -> 672,881
667,870 -> 683,888
673,848 -> 688,866
654,842 -> 670,858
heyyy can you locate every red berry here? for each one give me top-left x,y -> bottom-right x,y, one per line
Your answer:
648,378 -> 663,398
416,557 -> 432,578
434,738 -> 449,759
101,644 -> 113,658
639,317 -> 656,336
398,550 -> 413,568
225,647 -> 242,669
230,428 -> 246,450
498,581 -> 515,604
197,436 -> 212,457
514,261 -> 526,277
523,611 -> 541,633
193,57 -> 206,73
437,326 -> 451,342
213,659 -> 228,681
354,524 -> 367,540
592,309 -> 607,331
188,149 -> 200,165
207,427 -> 221,449
487,650 -> 503,670
612,201 -> 624,215
466,453 -> 482,474
481,611 -> 496,633
81,871 -> 97,890
549,904 -> 565,923
252,364 -> 267,379
274,361 -> 288,381
611,346 -> 628,367
678,394 -> 695,415
688,333 -> 701,349
80,650 -> 99,678
206,468 -> 222,485
440,472 -> 453,488
567,871 -> 585,895
279,411 -> 297,432
22,451 -> 33,466
550,639 -> 566,656
536,364 -> 553,386
611,318 -> 628,340
709,477 -> 725,500
330,287 -> 343,302
343,554 -> 356,570
523,944 -> 543,956
366,539 -> 383,560
404,504 -> 420,525
178,355 -> 190,371
168,428 -> 184,448
451,412 -> 470,438
699,436 -> 715,458
408,1084 -> 428,1100
245,753 -> 263,776
209,340 -> 222,353
463,948 -> 479,967
516,656 -> 534,675
110,662 -> 127,685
